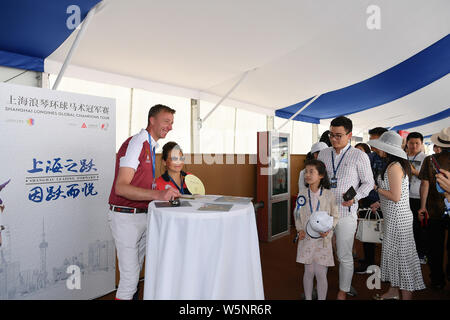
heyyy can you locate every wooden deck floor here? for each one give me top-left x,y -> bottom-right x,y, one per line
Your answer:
98,227 -> 450,300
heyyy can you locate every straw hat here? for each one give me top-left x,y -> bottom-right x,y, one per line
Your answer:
430,127 -> 450,148
367,131 -> 407,159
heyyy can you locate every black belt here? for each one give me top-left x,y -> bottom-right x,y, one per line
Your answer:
109,205 -> 148,214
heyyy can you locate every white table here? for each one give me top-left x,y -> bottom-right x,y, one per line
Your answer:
143,195 -> 264,300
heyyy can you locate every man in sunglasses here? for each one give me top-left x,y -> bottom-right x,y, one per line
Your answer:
318,116 -> 374,300
108,104 -> 181,300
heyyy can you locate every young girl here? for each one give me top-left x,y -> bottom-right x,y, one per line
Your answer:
156,142 -> 191,195
294,159 -> 339,300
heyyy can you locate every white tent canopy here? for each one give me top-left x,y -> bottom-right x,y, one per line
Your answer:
45,0 -> 449,136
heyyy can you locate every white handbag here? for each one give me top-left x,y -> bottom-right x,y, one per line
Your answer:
355,209 -> 384,243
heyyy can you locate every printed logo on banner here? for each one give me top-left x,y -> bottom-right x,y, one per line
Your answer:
5,118 -> 24,125
0,82 -> 116,300
0,178 -> 11,215
26,157 -> 99,203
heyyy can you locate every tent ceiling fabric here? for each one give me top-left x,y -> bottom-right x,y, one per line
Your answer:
390,108 -> 450,132
2,0 -> 448,135
319,75 -> 450,137
276,35 -> 449,122
0,0 -> 100,71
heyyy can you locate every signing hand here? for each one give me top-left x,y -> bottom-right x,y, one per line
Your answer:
158,187 -> 181,201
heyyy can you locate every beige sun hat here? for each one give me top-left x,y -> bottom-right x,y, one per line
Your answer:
430,127 -> 450,148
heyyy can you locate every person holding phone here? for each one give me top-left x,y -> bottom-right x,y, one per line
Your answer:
436,168 -> 450,197
317,116 -> 374,300
418,127 -> 450,290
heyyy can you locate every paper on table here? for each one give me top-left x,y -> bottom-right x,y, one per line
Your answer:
154,201 -> 192,208
214,196 -> 252,204
179,194 -> 204,200
197,203 -> 233,212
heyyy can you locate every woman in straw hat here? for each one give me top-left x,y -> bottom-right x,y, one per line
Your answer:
368,131 -> 425,300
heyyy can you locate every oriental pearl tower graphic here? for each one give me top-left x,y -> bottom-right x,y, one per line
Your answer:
0,179 -> 11,247
0,179 -> 11,213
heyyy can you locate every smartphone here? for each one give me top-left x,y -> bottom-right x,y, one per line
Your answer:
430,156 -> 441,174
430,156 -> 445,194
343,186 -> 357,202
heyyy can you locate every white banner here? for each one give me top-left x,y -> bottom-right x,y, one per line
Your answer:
0,82 -> 116,300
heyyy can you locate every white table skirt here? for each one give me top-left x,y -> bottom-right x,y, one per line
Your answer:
143,195 -> 264,300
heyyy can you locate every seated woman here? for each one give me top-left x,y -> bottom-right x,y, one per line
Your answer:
156,142 -> 191,195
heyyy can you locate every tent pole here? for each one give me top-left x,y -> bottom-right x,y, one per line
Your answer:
199,69 -> 253,128
191,99 -> 200,154
312,123 -> 319,143
276,94 -> 321,131
52,2 -> 105,90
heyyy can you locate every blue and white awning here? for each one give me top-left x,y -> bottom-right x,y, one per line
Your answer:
1,0 -> 448,137
0,0 -> 100,72
276,35 -> 450,136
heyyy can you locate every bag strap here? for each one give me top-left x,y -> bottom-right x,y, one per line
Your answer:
363,208 -> 381,221
364,208 -> 371,220
374,210 -> 381,221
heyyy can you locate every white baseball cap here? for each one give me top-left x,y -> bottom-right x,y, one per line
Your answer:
310,142 -> 329,154
306,211 -> 333,239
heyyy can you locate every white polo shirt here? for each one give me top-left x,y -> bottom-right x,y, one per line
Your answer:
408,151 -> 426,199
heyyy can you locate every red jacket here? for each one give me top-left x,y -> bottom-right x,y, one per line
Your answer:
156,171 -> 191,195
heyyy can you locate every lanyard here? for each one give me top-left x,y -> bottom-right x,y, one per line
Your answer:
168,175 -> 185,195
331,145 -> 351,178
308,187 -> 323,214
408,152 -> 420,164
408,152 -> 421,190
147,133 -> 156,183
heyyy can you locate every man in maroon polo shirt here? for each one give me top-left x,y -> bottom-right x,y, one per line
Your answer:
108,104 -> 181,300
